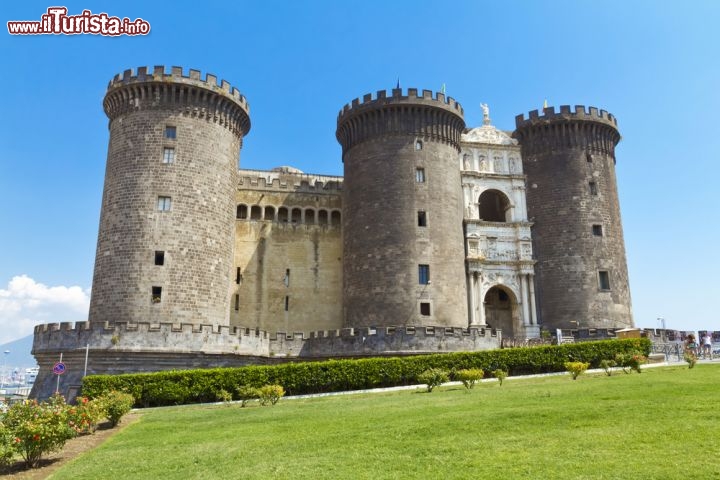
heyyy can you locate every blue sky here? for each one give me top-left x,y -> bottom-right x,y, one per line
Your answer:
0,0 -> 718,345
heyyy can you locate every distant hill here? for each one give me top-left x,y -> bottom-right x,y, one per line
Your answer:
0,335 -> 37,371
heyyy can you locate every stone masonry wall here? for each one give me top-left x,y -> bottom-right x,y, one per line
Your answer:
513,106 -> 633,330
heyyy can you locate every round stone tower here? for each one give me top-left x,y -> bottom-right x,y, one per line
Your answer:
89,66 -> 251,327
336,88 -> 467,328
513,106 -> 632,330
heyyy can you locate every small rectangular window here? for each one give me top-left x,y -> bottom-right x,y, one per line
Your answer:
418,211 -> 427,227
236,267 -> 242,284
163,147 -> 175,164
284,295 -> 289,311
165,126 -> 176,139
589,181 -> 598,195
154,251 -> 165,265
234,294 -> 239,311
415,168 -> 426,183
284,269 -> 290,287
157,196 -> 172,211
151,286 -> 162,303
598,271 -> 610,290
592,225 -> 603,236
419,264 -> 430,285
420,302 -> 431,316
586,153 -> 592,163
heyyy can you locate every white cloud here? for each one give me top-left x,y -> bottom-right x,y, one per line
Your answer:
0,275 -> 90,344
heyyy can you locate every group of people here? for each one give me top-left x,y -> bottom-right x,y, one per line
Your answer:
685,332 -> 715,360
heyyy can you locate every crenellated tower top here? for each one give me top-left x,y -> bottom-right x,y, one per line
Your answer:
513,105 -> 620,157
103,65 -> 251,137
336,88 -> 465,156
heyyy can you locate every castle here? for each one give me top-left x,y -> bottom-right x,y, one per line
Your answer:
30,66 -> 633,400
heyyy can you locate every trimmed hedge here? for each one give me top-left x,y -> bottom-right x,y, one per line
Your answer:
81,338 -> 650,407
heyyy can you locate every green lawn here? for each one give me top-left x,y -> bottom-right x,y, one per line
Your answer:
51,364 -> 720,479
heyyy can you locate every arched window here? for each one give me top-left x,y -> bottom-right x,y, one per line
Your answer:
291,208 -> 302,223
415,140 -> 423,150
331,210 -> 341,226
236,205 -> 248,219
318,209 -> 329,225
278,207 -> 289,222
264,206 -> 275,221
478,190 -> 511,222
250,205 -> 262,220
305,209 -> 316,224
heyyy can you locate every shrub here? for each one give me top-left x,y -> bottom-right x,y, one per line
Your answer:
0,422 -> 16,468
98,391 -> 134,427
2,398 -> 75,469
615,351 -> 646,374
66,397 -> 105,435
215,389 -> 233,404
81,339 -> 651,407
258,385 -> 285,406
599,359 -> 616,376
565,361 -> 590,380
417,368 -> 449,393
493,369 -> 508,386
236,386 -> 260,407
456,369 -> 484,390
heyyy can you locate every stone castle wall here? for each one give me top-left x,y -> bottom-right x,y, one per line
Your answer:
337,89 -> 468,328
89,66 -> 250,328
513,106 -> 632,330
231,171 -> 344,333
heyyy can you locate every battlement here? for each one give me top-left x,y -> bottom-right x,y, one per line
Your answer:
515,105 -> 617,129
238,169 -> 343,193
107,65 -> 248,109
103,66 -> 251,136
338,88 -> 463,121
32,321 -> 500,359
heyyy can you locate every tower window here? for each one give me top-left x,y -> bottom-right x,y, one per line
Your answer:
415,168 -> 426,183
154,251 -> 165,266
162,147 -> 175,164
592,225 -> 603,236
157,196 -> 172,211
418,211 -> 427,227
237,205 -> 248,219
420,302 -> 431,316
236,267 -> 242,284
415,140 -> 423,150
419,264 -> 430,285
586,153 -> 592,162
598,271 -> 611,290
284,269 -> 290,287
284,296 -> 289,311
234,294 -> 240,311
151,286 -> 162,304
165,126 -> 176,139
589,181 -> 598,195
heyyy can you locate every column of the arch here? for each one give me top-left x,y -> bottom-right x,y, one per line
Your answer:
468,272 -> 478,326
520,274 -> 531,328
529,274 -> 538,325
477,277 -> 487,326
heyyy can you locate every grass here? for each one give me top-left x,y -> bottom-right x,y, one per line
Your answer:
51,364 -> 720,479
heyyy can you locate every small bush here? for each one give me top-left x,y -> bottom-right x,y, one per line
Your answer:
67,397 -> 105,435
215,389 -> 232,404
2,398 -> 75,469
615,351 -> 646,374
456,369 -> 484,390
493,369 -> 508,386
236,386 -> 260,407
599,359 -> 616,376
258,385 -> 285,406
418,368 -> 449,393
565,361 -> 590,380
0,422 -> 16,468
99,391 -> 134,427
